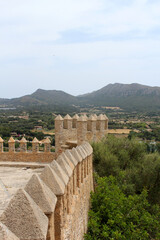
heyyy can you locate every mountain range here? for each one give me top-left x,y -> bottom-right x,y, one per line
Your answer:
1,83 -> 160,112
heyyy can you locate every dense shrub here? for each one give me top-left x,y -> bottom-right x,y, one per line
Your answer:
85,176 -> 160,240
85,136 -> 160,239
92,136 -> 160,204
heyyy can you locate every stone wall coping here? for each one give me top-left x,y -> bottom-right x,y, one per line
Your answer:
32,137 -> 39,143
0,222 -> 20,240
19,137 -> 27,143
61,152 -> 75,170
88,115 -> 97,121
43,137 -> 51,144
97,114 -> 106,120
72,114 -> 79,119
71,148 -> 83,162
65,150 -> 78,166
103,114 -> 109,120
77,116 -> 87,122
76,146 -> 86,159
93,114 -> 98,119
40,165 -> 66,196
64,114 -> 72,120
80,145 -> 88,158
0,188 -> 48,240
55,115 -> 63,121
56,155 -> 73,177
8,137 -> 15,143
50,160 -> 69,185
25,174 -> 57,215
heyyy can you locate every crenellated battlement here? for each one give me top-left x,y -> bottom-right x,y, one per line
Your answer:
0,142 -> 93,240
0,137 -> 55,163
0,114 -> 108,240
55,114 -> 108,157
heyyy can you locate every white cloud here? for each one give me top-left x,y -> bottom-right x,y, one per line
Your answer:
0,0 -> 160,97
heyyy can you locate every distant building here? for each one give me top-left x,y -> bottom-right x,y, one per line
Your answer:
34,126 -> 43,131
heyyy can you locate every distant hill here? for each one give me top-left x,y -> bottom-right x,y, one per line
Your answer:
77,83 -> 160,112
1,83 -> 160,112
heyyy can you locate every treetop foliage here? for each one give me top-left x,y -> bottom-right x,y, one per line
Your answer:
85,176 -> 160,240
85,135 -> 160,239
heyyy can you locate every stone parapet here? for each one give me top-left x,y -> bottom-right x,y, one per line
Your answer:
55,114 -> 108,156
0,137 -> 55,163
0,142 -> 93,240
0,114 -> 107,239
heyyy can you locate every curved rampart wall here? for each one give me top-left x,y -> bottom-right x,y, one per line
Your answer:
0,142 -> 93,240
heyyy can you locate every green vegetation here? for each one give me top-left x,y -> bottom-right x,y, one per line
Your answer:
85,136 -> 160,239
85,176 -> 160,240
129,128 -> 160,142
0,110 -> 55,143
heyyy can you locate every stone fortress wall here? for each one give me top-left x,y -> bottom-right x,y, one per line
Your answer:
0,136 -> 55,163
55,114 -> 108,156
0,114 -> 108,240
0,113 -> 108,163
0,142 -> 93,240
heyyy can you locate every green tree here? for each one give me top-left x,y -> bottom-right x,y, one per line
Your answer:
85,176 -> 160,240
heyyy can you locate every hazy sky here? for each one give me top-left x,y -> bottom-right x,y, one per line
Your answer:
0,0 -> 160,98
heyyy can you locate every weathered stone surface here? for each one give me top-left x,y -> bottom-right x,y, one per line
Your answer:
50,160 -> 69,185
43,137 -> 51,143
65,150 -> 78,166
85,142 -> 93,155
97,114 -> 106,120
0,152 -> 55,163
32,137 -> 39,143
82,143 -> 91,156
55,115 -> 63,121
103,114 -> 109,120
79,145 -> 87,158
88,115 -> 96,121
77,116 -> 87,122
73,114 -> 79,120
0,222 -> 19,240
40,165 -> 65,196
76,146 -> 86,159
56,155 -> 72,177
83,114 -> 88,121
61,152 -> 75,170
8,137 -> 15,143
93,114 -> 98,119
0,189 -> 48,240
19,137 -> 27,143
71,148 -> 83,162
64,114 -> 72,120
25,174 -> 57,214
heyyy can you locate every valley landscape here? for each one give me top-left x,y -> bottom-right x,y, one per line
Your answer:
1,83 -> 160,113
1,83 -> 160,151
